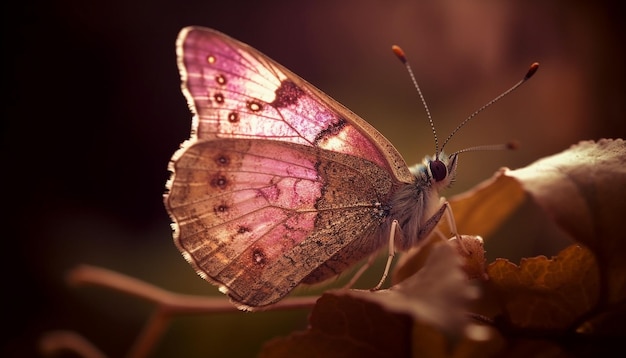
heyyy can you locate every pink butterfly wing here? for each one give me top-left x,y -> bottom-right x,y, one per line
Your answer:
166,27 -> 416,308
177,27 -> 412,180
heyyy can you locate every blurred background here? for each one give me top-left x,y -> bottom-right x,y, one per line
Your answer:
3,0 -> 624,356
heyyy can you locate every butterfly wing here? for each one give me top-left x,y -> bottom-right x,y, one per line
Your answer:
167,138 -> 397,307
166,27 -> 416,308
176,27 -> 412,181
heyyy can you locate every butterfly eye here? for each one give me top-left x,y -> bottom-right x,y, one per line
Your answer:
429,160 -> 448,182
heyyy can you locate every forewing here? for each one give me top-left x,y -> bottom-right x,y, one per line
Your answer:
176,26 -> 412,182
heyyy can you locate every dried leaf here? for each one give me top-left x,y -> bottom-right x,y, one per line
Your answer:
449,235 -> 488,281
505,139 -> 626,303
394,234 -> 487,283
486,245 -> 600,330
506,139 -> 625,243
410,321 -> 449,358
349,242 -> 479,334
447,171 -> 527,238
393,235 -> 440,285
260,243 -> 482,357
260,293 -> 412,358
409,319 -> 509,358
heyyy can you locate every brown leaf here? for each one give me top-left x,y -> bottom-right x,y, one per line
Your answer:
394,234 -> 487,283
486,245 -> 600,330
348,242 -> 479,334
411,321 -> 505,358
410,321 -> 449,358
449,235 -> 488,281
505,138 -> 626,303
446,170 -> 527,238
261,243 -> 482,357
393,234 -> 440,285
505,139 -> 625,243
259,293 -> 412,358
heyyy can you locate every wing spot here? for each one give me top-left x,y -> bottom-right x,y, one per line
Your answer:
214,204 -> 229,214
207,55 -> 216,64
247,100 -> 263,112
228,111 -> 239,123
237,226 -> 250,234
314,118 -> 347,146
215,74 -> 227,85
211,174 -> 228,189
214,93 -> 225,104
215,154 -> 230,166
272,80 -> 304,108
252,248 -> 267,266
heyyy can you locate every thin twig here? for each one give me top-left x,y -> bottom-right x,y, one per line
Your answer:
67,264 -> 318,312
61,264 -> 318,358
39,330 -> 107,358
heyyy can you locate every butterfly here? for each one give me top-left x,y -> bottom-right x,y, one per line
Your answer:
164,26 -> 538,310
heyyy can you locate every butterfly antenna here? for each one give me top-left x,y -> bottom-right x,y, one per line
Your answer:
440,62 -> 540,153
450,140 -> 520,157
392,45 -> 440,158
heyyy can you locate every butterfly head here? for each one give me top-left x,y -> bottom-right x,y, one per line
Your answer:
409,152 -> 458,189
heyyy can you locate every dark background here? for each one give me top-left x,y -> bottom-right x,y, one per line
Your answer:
3,1 -> 625,357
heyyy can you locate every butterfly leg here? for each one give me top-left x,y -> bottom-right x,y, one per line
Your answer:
430,199 -> 458,239
369,202 -> 454,291
438,199 -> 471,254
344,218 -> 400,290
379,202 -> 451,289
371,219 -> 400,291
441,199 -> 458,237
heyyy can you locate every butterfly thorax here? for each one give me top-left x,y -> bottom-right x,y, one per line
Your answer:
391,152 -> 458,251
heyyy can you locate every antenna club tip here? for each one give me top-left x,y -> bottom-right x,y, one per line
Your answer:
391,45 -> 407,64
525,62 -> 540,79
507,140 -> 521,150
